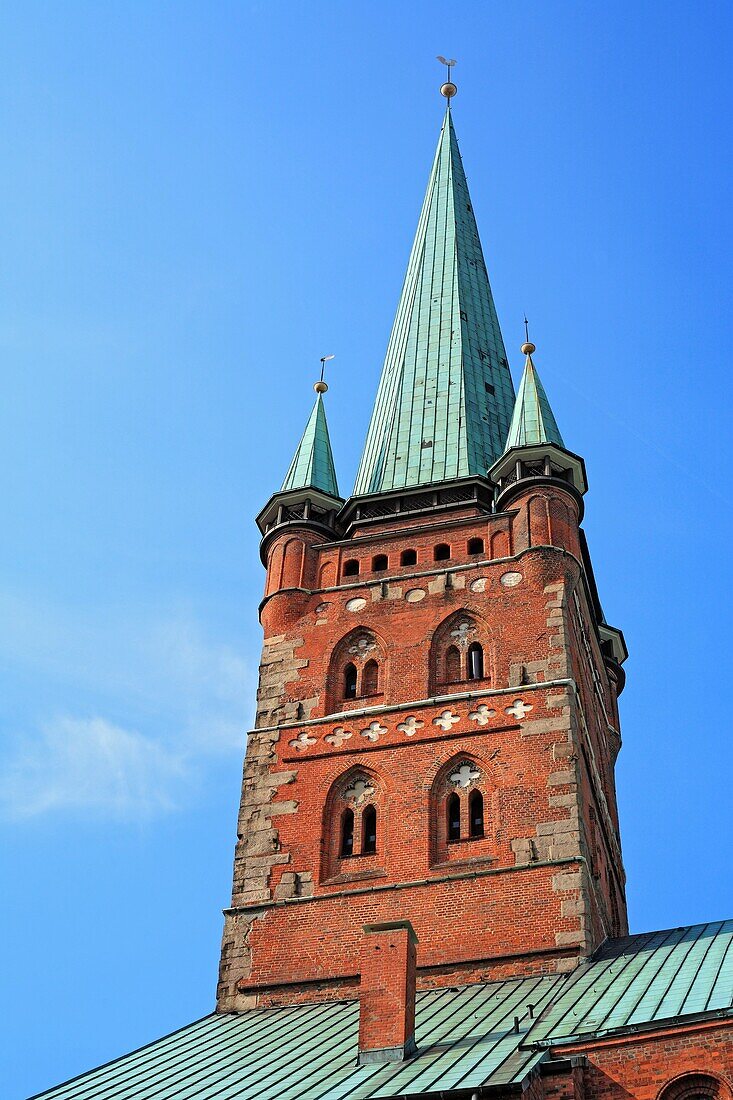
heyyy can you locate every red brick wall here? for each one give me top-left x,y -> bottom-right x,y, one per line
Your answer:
218,484 -> 628,1010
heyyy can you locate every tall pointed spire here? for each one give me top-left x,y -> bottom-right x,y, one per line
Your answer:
504,341 -> 565,451
353,101 -> 515,496
281,390 -> 339,497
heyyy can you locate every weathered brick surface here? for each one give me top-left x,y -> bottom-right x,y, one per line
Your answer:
218,485 -> 629,1011
549,1022 -> 733,1100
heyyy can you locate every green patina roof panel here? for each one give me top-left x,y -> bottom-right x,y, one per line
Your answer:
526,920 -> 733,1046
353,108 -> 515,495
504,352 -> 564,453
281,393 -> 339,497
29,925 -> 733,1099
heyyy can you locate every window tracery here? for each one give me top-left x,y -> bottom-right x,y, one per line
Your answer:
430,755 -> 493,864
327,629 -> 386,712
430,612 -> 492,692
322,768 -> 384,881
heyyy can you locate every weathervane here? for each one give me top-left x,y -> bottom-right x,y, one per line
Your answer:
315,354 -> 335,394
522,317 -> 536,356
437,56 -> 457,100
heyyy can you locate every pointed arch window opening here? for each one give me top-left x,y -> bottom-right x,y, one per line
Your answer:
469,789 -> 485,838
362,805 -> 377,855
447,793 -> 461,843
343,663 -> 358,700
340,808 -> 355,858
467,642 -> 484,681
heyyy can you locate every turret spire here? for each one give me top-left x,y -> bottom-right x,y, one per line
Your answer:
504,338 -> 565,451
281,388 -> 339,497
353,105 -> 514,496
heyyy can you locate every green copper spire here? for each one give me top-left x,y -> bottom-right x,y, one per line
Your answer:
504,342 -> 564,451
281,389 -> 339,497
353,105 -> 515,495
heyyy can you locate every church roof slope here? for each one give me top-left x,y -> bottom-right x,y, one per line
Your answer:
29,975 -> 559,1100
30,922 -> 733,1100
353,108 -> 514,496
526,919 -> 733,1047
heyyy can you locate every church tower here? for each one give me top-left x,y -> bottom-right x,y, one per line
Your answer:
217,95 -> 628,1022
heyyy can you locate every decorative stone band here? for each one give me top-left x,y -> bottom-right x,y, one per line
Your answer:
252,677 -> 582,736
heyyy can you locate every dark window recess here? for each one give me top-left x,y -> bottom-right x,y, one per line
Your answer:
343,559 -> 360,577
445,645 -> 461,683
343,663 -> 358,699
500,357 -> 509,368
434,543 -> 451,562
478,349 -> 487,360
421,439 -> 433,449
447,793 -> 461,842
469,789 -> 485,838
372,554 -> 388,572
467,537 -> 484,555
401,549 -> 417,566
362,659 -> 379,697
460,310 -> 468,321
362,805 -> 377,854
467,643 -> 484,681
340,809 -> 354,857
484,382 -> 495,396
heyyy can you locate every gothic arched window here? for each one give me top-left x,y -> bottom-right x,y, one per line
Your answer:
340,808 -> 354,857
362,804 -> 377,854
400,548 -> 417,566
343,663 -> 357,700
447,793 -> 461,842
467,537 -> 484,555
343,559 -> 360,577
327,629 -> 387,714
434,543 -> 451,561
362,659 -> 379,697
430,612 -> 492,693
372,554 -> 388,572
429,755 -> 493,867
467,642 -> 484,680
469,789 -> 484,837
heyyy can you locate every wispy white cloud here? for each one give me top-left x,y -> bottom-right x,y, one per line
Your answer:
0,716 -> 187,820
0,591 -> 256,821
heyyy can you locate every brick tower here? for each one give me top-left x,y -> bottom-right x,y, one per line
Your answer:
217,99 -> 628,1016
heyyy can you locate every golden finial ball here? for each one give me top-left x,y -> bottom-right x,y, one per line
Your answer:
440,81 -> 458,99
521,341 -> 536,356
314,380 -> 328,394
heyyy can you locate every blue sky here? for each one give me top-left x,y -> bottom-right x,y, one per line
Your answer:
1,1 -> 732,1097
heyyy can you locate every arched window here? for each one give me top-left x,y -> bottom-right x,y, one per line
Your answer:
343,663 -> 357,699
362,659 -> 379,696
372,554 -> 388,572
343,559 -> 360,577
362,805 -> 377,854
400,548 -> 417,566
340,809 -> 354,857
467,537 -> 484,555
659,1075 -> 725,1100
467,642 -> 484,680
447,793 -> 461,842
469,790 -> 484,837
434,543 -> 450,561
444,645 -> 461,683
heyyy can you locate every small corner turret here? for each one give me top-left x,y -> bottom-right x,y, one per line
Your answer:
489,340 -> 588,514
256,381 -> 343,567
